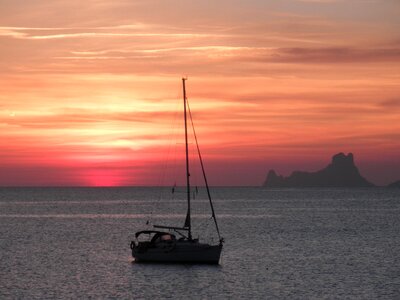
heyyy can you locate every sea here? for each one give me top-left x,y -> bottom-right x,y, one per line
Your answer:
0,187 -> 399,299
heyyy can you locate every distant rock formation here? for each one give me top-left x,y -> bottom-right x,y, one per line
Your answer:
264,153 -> 374,188
387,180 -> 400,188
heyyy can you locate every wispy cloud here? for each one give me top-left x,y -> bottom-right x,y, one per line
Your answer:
295,0 -> 344,3
295,0 -> 378,3
0,25 -> 230,41
378,98 -> 400,109
239,47 -> 400,64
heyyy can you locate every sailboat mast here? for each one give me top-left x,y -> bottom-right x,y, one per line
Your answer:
182,78 -> 192,240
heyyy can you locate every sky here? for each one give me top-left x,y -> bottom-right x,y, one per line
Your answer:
1,0 -> 399,186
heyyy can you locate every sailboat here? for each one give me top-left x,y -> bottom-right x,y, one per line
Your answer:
130,78 -> 223,264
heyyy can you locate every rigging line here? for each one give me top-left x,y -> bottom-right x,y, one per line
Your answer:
186,98 -> 222,242
156,112 -> 175,190
153,93 -> 181,221
169,96 -> 182,205
189,132 -> 198,198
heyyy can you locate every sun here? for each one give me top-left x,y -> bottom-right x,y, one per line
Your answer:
81,169 -> 126,187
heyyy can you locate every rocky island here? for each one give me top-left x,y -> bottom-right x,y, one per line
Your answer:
264,152 -> 374,188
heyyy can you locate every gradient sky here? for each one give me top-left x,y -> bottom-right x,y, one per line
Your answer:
1,0 -> 399,186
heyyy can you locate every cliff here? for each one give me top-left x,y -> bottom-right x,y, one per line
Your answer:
264,153 -> 374,188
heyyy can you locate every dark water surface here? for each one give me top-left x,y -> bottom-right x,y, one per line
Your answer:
0,187 -> 399,299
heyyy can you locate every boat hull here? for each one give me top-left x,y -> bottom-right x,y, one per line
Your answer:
132,241 -> 222,264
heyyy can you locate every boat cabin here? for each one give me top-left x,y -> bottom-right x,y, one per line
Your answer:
135,230 -> 176,245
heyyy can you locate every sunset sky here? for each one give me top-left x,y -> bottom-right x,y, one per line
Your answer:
1,0 -> 399,186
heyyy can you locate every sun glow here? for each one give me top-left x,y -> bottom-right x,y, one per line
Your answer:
81,169 -> 128,187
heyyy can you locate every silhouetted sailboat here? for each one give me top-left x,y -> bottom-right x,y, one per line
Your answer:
130,78 -> 223,264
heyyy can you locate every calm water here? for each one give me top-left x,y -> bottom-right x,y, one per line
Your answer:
0,187 -> 399,299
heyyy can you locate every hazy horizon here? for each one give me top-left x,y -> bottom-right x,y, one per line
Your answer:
0,152 -> 398,187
